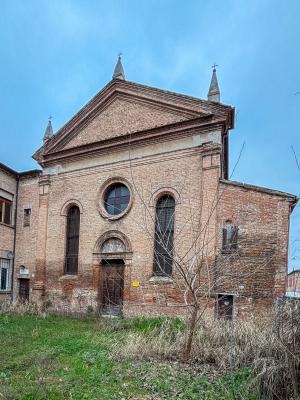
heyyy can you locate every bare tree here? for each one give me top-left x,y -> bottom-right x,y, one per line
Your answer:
122,140 -> 278,359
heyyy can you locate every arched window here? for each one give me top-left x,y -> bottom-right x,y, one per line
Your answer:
153,195 -> 175,276
65,206 -> 80,274
222,220 -> 238,251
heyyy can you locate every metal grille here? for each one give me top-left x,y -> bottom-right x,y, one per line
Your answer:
217,294 -> 234,320
0,258 -> 10,290
65,206 -> 80,274
153,195 -> 175,276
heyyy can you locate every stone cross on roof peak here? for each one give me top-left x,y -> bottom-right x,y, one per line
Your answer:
43,118 -> 54,142
207,63 -> 220,102
112,54 -> 125,80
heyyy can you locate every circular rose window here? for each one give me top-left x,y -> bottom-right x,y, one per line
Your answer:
104,183 -> 130,216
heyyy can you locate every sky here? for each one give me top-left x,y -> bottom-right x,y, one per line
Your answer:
0,0 -> 300,269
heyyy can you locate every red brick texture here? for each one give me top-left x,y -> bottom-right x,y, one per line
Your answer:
0,166 -> 17,301
286,270 -> 300,293
4,79 -> 296,320
215,181 -> 292,318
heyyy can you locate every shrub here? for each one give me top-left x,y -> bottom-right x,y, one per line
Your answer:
0,299 -> 45,316
110,304 -> 300,400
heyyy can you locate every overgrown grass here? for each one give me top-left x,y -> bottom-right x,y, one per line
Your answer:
0,314 -> 254,400
111,308 -> 300,400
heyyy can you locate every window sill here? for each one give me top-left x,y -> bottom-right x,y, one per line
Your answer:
18,273 -> 30,279
0,290 -> 11,294
221,249 -> 239,254
0,222 -> 14,229
59,275 -> 79,281
149,276 -> 173,284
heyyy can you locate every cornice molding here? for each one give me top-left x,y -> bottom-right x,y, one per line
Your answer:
38,117 -> 224,167
33,79 -> 234,166
46,143 -> 221,182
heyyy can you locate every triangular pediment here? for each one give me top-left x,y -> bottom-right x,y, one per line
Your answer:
34,79 -> 233,164
62,96 -> 195,150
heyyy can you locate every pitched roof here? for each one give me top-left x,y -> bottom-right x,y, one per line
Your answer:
288,269 -> 300,275
0,162 -> 41,178
220,179 -> 298,203
33,79 -> 234,165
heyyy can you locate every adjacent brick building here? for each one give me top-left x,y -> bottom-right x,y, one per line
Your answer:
286,269 -> 300,298
0,58 -> 297,319
0,164 -> 41,302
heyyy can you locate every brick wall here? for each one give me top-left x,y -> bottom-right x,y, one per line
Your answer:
286,270 -> 300,293
215,181 -> 292,318
0,166 -> 17,300
6,82 -> 294,320
14,175 -> 40,300
10,143 -> 294,320
39,145 -> 211,314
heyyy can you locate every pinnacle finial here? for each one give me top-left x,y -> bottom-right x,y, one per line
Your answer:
207,63 -> 220,102
112,53 -> 125,80
43,117 -> 54,142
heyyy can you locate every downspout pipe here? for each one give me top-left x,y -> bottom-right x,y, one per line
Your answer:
11,175 -> 19,301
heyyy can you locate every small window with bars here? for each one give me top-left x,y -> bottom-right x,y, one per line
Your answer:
0,197 -> 12,225
0,258 -> 10,291
216,294 -> 234,320
23,208 -> 31,227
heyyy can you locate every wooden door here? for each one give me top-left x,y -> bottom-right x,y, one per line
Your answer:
102,261 -> 124,315
217,294 -> 233,320
19,279 -> 30,302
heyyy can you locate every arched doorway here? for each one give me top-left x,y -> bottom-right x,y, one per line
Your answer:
100,237 -> 126,316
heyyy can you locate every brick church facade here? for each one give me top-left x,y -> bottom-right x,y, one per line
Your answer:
0,58 -> 297,319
